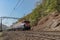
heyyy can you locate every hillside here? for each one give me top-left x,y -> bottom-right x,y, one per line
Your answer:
11,0 -> 60,30
32,11 -> 60,31
17,0 -> 59,26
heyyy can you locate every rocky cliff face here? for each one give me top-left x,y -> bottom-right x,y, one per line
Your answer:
32,11 -> 60,31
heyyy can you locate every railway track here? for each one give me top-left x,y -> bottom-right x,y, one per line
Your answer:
23,31 -> 60,40
3,31 -> 60,40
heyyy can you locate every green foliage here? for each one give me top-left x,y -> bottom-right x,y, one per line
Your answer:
17,0 -> 60,26
56,0 -> 60,12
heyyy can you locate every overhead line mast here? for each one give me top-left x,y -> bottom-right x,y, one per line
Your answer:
0,17 -> 20,32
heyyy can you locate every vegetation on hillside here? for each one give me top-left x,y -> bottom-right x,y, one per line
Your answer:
17,0 -> 60,26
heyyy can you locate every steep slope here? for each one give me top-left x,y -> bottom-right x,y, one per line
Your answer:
11,0 -> 60,31
33,11 -> 60,31
17,0 -> 59,26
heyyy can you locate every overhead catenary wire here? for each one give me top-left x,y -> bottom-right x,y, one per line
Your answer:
18,0 -> 24,8
10,0 -> 21,15
9,0 -> 24,16
9,0 -> 21,16
17,0 -> 26,18
14,0 -> 21,9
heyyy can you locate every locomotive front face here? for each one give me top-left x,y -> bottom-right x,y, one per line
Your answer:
24,23 -> 30,27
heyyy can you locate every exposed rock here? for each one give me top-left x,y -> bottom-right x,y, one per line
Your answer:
32,12 -> 60,31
